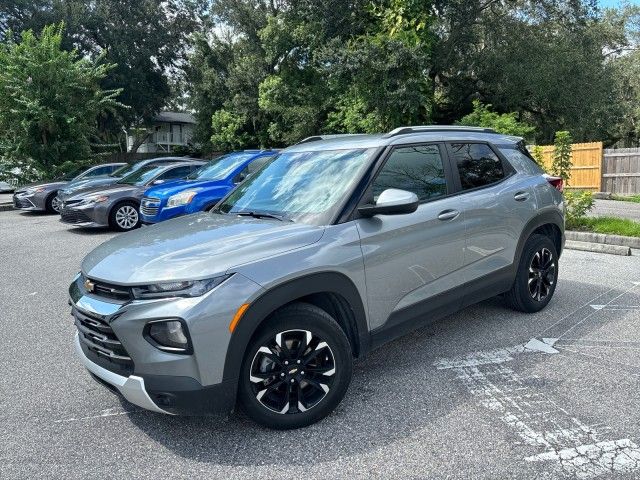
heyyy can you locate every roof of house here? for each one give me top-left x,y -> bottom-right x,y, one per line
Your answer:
153,111 -> 196,124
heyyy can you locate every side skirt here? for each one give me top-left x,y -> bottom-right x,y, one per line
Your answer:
369,266 -> 514,350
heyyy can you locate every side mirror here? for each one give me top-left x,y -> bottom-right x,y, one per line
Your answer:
151,179 -> 165,185
358,188 -> 419,217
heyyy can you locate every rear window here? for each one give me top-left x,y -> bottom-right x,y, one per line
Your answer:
499,145 -> 544,175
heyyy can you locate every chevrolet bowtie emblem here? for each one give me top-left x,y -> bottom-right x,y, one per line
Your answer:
84,278 -> 95,293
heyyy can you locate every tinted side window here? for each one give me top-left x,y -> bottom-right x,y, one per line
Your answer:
86,166 -> 111,177
248,155 -> 274,174
449,143 -> 505,190
158,166 -> 192,180
372,144 -> 447,202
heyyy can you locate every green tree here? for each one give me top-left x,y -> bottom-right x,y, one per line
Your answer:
0,0 -> 209,149
0,24 -> 123,179
551,131 -> 573,184
211,109 -> 250,151
458,100 -> 535,139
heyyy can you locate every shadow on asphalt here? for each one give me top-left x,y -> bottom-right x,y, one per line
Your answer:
124,279 -> 628,467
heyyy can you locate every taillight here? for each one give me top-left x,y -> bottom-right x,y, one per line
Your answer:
544,175 -> 563,193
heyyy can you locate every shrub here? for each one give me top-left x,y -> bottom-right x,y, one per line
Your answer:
564,190 -> 594,229
551,131 -> 573,185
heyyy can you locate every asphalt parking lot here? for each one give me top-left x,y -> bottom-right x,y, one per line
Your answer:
1,209 -> 640,479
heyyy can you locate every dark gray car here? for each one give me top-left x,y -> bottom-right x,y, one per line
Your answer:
60,161 -> 203,231
12,163 -> 125,213
57,157 -> 201,202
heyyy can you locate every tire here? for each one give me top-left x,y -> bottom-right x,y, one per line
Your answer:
45,192 -> 61,214
238,302 -> 353,429
108,201 -> 140,232
505,234 -> 559,313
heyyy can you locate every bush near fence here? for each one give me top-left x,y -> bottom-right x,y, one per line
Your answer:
534,142 -> 603,192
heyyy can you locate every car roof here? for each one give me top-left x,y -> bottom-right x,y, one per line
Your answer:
283,126 -> 523,153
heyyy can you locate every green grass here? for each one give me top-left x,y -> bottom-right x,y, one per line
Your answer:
568,216 -> 640,237
611,194 -> 640,204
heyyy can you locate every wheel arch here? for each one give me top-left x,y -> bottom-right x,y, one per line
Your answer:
108,197 -> 141,217
222,272 -> 369,385
515,210 -> 564,268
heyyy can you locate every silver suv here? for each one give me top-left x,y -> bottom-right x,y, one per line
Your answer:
70,126 -> 564,429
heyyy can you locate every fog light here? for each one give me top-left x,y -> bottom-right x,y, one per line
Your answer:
147,320 -> 191,353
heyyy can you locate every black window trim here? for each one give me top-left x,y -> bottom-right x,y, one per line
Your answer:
444,140 -> 516,195
345,141 -> 456,222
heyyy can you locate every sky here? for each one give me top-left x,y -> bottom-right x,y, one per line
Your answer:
599,0 -> 639,6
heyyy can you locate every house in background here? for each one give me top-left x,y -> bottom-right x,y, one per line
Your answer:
127,112 -> 196,153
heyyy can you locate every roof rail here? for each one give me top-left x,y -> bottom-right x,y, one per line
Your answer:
383,125 -> 498,138
296,134 -> 366,145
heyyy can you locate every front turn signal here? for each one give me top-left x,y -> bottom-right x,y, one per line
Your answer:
229,303 -> 250,333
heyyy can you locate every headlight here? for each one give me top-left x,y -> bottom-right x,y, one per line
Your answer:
131,274 -> 232,299
145,319 -> 191,353
166,190 -> 197,208
79,195 -> 109,205
25,187 -> 45,195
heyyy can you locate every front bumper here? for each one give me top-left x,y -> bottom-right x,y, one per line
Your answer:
60,204 -> 108,227
69,272 -> 264,415
13,192 -> 46,211
74,333 -> 171,414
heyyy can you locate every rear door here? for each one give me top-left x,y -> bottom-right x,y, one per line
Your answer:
446,142 -> 538,291
355,143 -> 466,331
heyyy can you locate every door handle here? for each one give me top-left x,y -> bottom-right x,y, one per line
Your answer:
438,209 -> 460,221
514,191 -> 530,201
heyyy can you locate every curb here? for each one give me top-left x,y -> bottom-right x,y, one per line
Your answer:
0,203 -> 13,212
565,240 -> 631,256
566,230 -> 640,249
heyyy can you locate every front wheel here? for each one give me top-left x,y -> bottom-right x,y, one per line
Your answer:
45,192 -> 61,213
109,201 -> 140,231
238,303 -> 353,429
505,234 -> 559,312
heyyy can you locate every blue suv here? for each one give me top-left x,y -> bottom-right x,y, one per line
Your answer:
140,150 -> 276,223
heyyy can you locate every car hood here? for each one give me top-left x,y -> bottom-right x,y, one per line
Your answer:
66,183 -> 142,201
16,180 -> 67,192
144,179 -> 229,198
82,213 -> 325,284
63,176 -> 118,194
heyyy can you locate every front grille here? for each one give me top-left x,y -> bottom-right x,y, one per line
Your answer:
13,197 -> 33,209
62,199 -> 82,209
140,197 -> 160,217
60,209 -> 91,224
74,307 -> 134,376
89,278 -> 133,301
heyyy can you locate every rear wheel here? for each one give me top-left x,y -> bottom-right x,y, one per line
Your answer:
45,192 -> 61,213
238,303 -> 353,429
505,234 -> 558,312
109,201 -> 140,231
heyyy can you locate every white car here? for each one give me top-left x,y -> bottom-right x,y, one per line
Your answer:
0,180 -> 14,193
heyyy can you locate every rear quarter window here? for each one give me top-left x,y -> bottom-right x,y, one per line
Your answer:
499,146 -> 545,175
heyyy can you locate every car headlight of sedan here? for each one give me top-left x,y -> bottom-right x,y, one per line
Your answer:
131,274 -> 232,299
166,190 -> 197,208
80,195 -> 109,205
25,187 -> 45,195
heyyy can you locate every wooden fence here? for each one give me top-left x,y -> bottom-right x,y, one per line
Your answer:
536,142 -> 603,192
602,148 -> 640,195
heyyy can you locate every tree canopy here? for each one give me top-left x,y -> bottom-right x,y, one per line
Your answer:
0,24 -> 123,179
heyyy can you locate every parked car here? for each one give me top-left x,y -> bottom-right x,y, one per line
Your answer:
140,150 -> 276,224
57,157 -> 200,202
11,163 -> 125,213
60,161 -> 203,231
0,180 -> 15,193
70,126 -> 564,429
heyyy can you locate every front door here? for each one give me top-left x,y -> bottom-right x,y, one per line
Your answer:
355,143 -> 466,332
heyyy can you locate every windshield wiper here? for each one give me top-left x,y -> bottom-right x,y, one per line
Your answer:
234,210 -> 292,222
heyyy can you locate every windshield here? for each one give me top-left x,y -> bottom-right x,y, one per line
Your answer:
218,148 -> 375,225
57,167 -> 85,181
117,165 -> 165,186
110,162 -> 140,177
188,153 -> 257,181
